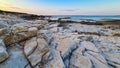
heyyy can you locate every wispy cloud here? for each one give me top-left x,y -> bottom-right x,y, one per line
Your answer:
60,9 -> 80,11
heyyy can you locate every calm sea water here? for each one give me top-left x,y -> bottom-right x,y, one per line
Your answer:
52,15 -> 120,21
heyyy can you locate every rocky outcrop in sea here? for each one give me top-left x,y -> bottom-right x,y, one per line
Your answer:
0,10 -> 120,68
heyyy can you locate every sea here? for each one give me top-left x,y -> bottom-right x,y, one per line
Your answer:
51,15 -> 120,21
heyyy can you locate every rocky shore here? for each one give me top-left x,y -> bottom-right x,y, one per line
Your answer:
0,10 -> 120,68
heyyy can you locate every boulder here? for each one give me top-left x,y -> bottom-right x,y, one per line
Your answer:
12,26 -> 29,33
27,27 -> 38,37
24,38 -> 50,67
0,39 -> 9,63
2,27 -> 38,45
0,28 -> 10,36
15,27 -> 38,42
15,32 -> 28,42
3,33 -> 15,45
24,37 -> 37,56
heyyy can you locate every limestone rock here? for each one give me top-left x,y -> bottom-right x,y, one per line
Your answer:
27,27 -> 38,37
57,37 -> 73,56
70,46 -> 92,68
15,32 -> 28,42
2,26 -> 38,45
103,52 -> 120,68
13,26 -> 29,33
81,41 -> 99,52
24,37 -> 37,56
31,24 -> 44,30
85,51 -> 109,68
24,38 -> 49,67
0,28 -> 10,36
43,49 -> 65,68
15,27 -> 38,42
13,23 -> 31,27
0,39 -> 9,63
3,33 -> 15,45
0,21 -> 10,28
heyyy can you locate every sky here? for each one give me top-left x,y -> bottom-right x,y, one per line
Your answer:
0,0 -> 120,15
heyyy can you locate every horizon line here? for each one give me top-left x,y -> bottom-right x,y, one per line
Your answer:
0,9 -> 120,16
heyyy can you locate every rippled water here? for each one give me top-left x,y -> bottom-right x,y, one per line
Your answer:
52,15 -> 120,21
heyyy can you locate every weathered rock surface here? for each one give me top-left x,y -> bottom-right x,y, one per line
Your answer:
0,39 -> 9,63
0,26 -> 38,45
24,37 -> 50,67
43,49 -> 65,68
0,44 -> 29,68
0,12 -> 120,68
70,46 -> 92,68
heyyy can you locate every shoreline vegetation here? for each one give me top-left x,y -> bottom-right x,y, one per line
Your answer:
0,10 -> 120,68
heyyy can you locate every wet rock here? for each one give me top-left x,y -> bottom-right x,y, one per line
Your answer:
0,39 -> 9,63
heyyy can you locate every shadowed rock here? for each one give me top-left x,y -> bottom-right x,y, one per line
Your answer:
0,39 -> 9,63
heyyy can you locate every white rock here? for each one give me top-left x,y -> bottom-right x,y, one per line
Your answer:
70,46 -> 92,68
24,38 -> 49,67
85,51 -> 109,68
24,37 -> 37,56
81,41 -> 99,52
43,49 -> 65,68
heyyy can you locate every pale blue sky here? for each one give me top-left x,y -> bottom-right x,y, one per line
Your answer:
0,0 -> 120,15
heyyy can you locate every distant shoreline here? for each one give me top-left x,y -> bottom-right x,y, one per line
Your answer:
0,9 -> 120,25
